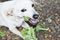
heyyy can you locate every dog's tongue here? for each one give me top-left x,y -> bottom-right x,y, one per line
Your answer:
29,19 -> 37,24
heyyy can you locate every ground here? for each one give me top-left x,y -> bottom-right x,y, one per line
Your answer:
0,0 -> 60,40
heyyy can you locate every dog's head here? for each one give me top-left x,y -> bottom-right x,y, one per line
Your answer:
20,0 -> 39,25
12,0 -> 39,25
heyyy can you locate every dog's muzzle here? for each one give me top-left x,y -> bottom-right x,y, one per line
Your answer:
24,16 -> 39,25
29,14 -> 39,25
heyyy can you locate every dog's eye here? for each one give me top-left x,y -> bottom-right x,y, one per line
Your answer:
32,4 -> 34,7
21,9 -> 26,12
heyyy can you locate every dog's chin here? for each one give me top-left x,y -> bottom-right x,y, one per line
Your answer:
29,18 -> 38,25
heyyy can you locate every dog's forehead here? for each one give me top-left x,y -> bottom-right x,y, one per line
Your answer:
21,0 -> 33,5
13,0 -> 34,10
16,0 -> 33,9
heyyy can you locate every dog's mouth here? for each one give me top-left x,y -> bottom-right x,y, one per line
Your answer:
24,16 -> 39,25
29,18 -> 38,25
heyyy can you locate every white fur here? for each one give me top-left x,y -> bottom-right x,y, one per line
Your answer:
0,0 -> 39,39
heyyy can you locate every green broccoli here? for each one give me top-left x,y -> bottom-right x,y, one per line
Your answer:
21,27 -> 37,40
22,16 -> 49,40
0,30 -> 6,37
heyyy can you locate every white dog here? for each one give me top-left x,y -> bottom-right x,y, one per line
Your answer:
0,0 -> 39,39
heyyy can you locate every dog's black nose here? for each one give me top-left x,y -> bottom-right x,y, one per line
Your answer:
33,14 -> 39,19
